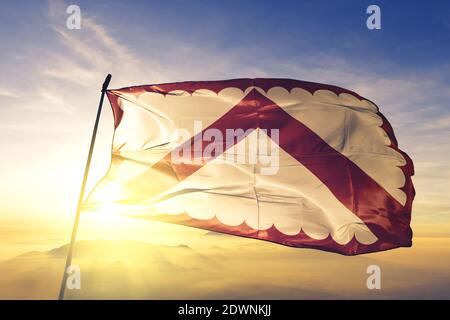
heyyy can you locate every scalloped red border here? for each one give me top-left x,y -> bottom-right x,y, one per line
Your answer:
105,78 -> 415,255
106,78 -> 366,129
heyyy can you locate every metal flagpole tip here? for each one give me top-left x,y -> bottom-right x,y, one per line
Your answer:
102,74 -> 112,92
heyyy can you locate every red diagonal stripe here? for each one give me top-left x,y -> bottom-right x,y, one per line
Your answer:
253,90 -> 411,245
123,88 -> 412,247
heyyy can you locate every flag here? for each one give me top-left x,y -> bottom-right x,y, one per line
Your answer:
83,78 -> 414,255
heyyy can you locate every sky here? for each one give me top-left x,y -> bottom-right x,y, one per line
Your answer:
0,0 -> 449,299
0,0 -> 449,295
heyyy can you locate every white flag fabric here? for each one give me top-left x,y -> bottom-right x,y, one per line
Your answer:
83,78 -> 414,255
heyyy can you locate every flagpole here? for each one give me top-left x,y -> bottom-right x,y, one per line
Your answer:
58,74 -> 112,300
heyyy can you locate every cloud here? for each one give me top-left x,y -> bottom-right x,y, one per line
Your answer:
0,0 -> 449,229
1,238 -> 450,299
0,88 -> 20,98
0,3 -> 449,300
46,0 -> 148,88
423,114 -> 450,130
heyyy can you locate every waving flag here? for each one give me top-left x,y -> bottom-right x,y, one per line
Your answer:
83,78 -> 414,255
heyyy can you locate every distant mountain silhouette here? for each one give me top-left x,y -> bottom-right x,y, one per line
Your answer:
0,238 -> 450,299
